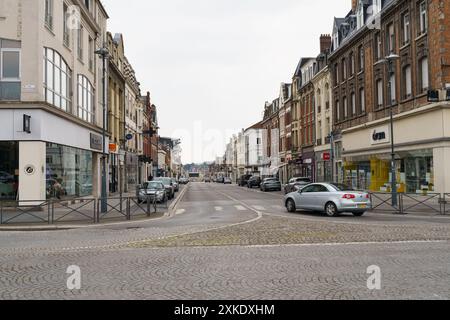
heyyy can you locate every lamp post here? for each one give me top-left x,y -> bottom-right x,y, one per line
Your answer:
95,47 -> 109,213
384,53 -> 400,207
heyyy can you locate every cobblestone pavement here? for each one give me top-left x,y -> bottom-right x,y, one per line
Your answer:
0,183 -> 449,300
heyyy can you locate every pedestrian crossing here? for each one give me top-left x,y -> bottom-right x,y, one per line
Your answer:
210,205 -> 285,212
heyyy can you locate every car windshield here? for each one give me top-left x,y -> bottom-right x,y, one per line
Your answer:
145,182 -> 164,190
329,183 -> 355,191
265,178 -> 277,182
154,178 -> 172,186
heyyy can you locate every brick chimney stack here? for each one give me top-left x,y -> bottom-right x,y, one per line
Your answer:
320,34 -> 332,54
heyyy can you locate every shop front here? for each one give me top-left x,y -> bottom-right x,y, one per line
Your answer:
342,104 -> 450,194
343,149 -> 434,193
315,150 -> 332,183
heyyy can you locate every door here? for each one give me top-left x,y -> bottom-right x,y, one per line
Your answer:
294,184 -> 316,210
310,184 -> 330,210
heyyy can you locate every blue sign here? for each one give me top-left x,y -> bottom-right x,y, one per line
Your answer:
125,134 -> 133,141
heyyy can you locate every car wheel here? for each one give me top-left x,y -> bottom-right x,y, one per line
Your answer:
353,212 -> 365,217
286,199 -> 296,213
325,202 -> 339,217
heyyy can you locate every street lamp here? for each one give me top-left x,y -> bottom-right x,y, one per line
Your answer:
95,47 -> 109,213
383,53 -> 400,207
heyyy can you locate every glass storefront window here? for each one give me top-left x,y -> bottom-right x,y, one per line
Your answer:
343,149 -> 434,193
0,142 -> 19,200
46,143 -> 93,199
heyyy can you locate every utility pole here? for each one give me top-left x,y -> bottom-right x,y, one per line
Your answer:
95,47 -> 109,213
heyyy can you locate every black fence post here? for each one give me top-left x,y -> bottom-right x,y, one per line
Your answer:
126,198 -> 131,221
0,201 -> 3,225
146,196 -> 151,217
96,199 -> 100,223
51,200 -> 55,224
47,200 -> 51,225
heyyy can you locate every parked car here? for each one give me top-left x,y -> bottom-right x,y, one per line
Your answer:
224,177 -> 232,184
137,181 -> 167,203
204,177 -> 211,183
172,178 -> 179,192
247,176 -> 262,189
216,177 -> 225,183
260,178 -> 282,192
179,178 -> 189,185
238,174 -> 252,187
284,183 -> 372,217
284,177 -> 311,194
154,177 -> 175,200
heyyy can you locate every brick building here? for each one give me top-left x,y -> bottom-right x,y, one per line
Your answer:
330,0 -> 450,193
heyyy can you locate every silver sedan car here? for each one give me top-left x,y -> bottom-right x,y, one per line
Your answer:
138,181 -> 167,203
284,183 -> 372,217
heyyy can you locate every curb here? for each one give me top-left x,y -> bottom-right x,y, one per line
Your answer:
0,185 -> 189,232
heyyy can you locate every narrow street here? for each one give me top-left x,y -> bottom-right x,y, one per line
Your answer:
1,182 -> 449,300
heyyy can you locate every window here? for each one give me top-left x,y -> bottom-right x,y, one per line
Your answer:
375,33 -> 382,60
387,23 -> 395,54
359,46 -> 364,71
404,65 -> 412,98
350,52 -> 355,76
88,37 -> 94,71
335,100 -> 340,121
77,75 -> 94,123
419,1 -> 428,35
45,0 -> 53,30
351,92 -> 356,115
402,12 -> 410,45
342,58 -> 347,81
360,88 -> 365,113
1,49 -> 20,81
43,48 -> 72,112
390,73 -> 396,103
334,63 -> 339,85
420,57 -> 429,91
343,96 -> 348,119
377,79 -> 384,108
63,3 -> 70,47
77,25 -> 84,61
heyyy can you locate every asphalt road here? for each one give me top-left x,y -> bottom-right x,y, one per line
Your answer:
0,182 -> 449,300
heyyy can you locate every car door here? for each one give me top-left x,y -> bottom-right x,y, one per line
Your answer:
310,184 -> 330,210
294,185 -> 316,209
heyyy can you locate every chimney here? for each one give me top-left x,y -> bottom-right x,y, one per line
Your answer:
351,0 -> 357,13
320,34 -> 332,54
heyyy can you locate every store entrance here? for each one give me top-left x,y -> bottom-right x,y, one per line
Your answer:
0,142 -> 19,200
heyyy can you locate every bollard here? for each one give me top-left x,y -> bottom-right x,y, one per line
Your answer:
126,198 -> 131,220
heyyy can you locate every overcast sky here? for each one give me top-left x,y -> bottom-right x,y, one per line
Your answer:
102,0 -> 350,164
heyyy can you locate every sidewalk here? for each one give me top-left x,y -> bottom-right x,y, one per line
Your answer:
0,185 -> 188,231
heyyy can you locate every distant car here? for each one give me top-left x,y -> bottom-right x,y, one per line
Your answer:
224,177 -> 232,184
179,178 -> 189,184
216,177 -> 225,184
284,183 -> 372,217
172,178 -> 179,192
204,177 -> 211,183
247,176 -> 261,189
137,181 -> 167,203
154,177 -> 175,200
284,177 -> 312,194
260,178 -> 282,192
238,174 -> 252,187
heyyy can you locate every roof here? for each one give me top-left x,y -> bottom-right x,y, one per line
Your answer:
293,57 -> 315,77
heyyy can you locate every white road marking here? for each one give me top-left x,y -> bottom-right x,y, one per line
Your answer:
215,206 -> 223,212
252,205 -> 266,211
175,209 -> 186,215
235,205 -> 247,211
272,205 -> 284,210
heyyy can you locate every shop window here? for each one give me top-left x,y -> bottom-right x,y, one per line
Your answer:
0,142 -> 19,200
46,143 -> 93,199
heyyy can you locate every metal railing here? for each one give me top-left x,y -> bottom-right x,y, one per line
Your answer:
0,193 -> 170,225
369,192 -> 449,215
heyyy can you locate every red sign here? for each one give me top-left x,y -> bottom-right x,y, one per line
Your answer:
322,153 -> 331,161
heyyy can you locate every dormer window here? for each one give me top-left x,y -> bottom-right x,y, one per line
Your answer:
357,1 -> 364,29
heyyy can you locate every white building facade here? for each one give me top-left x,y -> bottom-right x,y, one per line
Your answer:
0,0 -> 109,201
